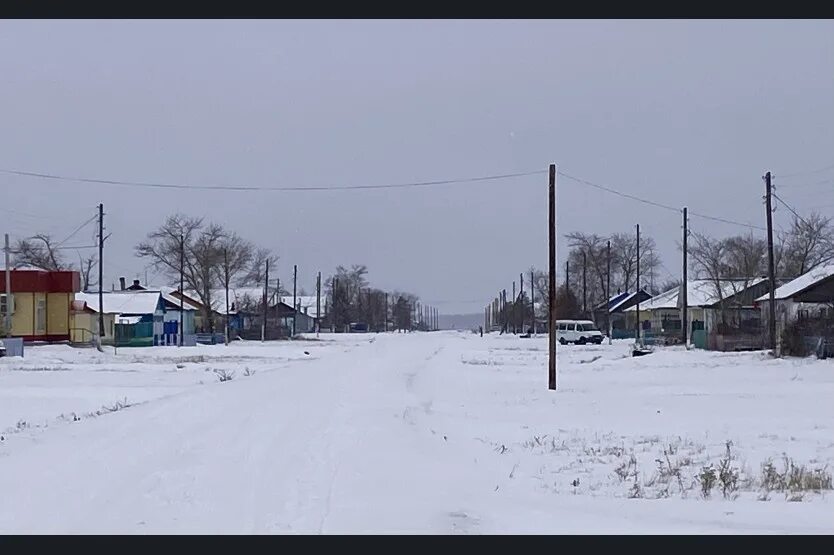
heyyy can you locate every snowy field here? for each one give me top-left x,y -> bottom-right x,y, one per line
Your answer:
0,331 -> 832,534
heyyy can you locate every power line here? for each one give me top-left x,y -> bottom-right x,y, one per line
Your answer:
0,167 -> 547,192
772,193 -> 813,229
558,171 -> 766,232
775,163 -> 834,179
55,213 -> 98,248
558,171 -> 680,213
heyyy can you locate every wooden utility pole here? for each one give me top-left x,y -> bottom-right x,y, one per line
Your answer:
224,249 -> 230,346
530,269 -> 535,335
292,264 -> 297,337
367,287 -> 374,331
4,233 -> 11,337
262,259 -> 269,342
682,207 -> 688,347
331,277 -> 337,333
316,272 -> 321,337
512,280 -> 516,334
636,224 -> 641,345
98,204 -> 105,348
565,261 -> 570,292
582,250 -> 587,317
548,163 -> 557,391
606,240 -> 611,345
519,272 -> 524,333
502,289 -> 507,333
765,172 -> 777,354
384,292 -> 388,332
179,232 -> 184,347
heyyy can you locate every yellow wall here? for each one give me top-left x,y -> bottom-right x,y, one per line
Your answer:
10,292 -> 74,339
70,312 -> 115,343
47,293 -> 70,335
10,292 -> 33,336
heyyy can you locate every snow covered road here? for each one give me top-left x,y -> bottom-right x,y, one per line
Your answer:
0,332 -> 832,533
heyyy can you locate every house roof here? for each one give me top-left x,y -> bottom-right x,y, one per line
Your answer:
280,295 -> 324,318
594,292 -> 631,311
624,278 -> 767,311
75,291 -> 163,315
755,264 -> 834,302
609,290 -> 652,313
687,277 -> 766,307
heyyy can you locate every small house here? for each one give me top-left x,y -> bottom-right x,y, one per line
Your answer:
1,268 -> 81,342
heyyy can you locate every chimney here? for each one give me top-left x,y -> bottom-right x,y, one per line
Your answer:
119,277 -> 126,290
133,279 -> 141,288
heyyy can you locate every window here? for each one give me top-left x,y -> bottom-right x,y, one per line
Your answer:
0,294 -> 8,316
581,323 -> 599,332
35,298 -> 46,334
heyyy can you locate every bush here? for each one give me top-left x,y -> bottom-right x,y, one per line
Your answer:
698,465 -> 717,499
214,368 -> 235,382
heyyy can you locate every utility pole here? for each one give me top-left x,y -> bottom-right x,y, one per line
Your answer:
636,223 -> 641,346
4,233 -> 11,337
330,276 -> 339,333
98,204 -> 105,349
582,250 -> 587,317
512,280 -> 516,334
262,259 -> 269,342
565,261 -> 570,292
519,272 -> 524,333
384,292 -> 388,332
682,207 -> 688,347
224,249 -> 230,346
548,163 -> 557,391
765,171 -> 777,355
502,289 -> 507,333
179,232 -> 184,347
292,264 -> 297,338
530,269 -> 535,335
316,272 -> 321,337
606,240 -> 611,345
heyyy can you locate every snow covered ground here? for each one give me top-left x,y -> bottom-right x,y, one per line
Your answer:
0,332 -> 831,534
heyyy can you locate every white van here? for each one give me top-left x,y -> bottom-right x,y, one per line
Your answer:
556,320 -> 604,345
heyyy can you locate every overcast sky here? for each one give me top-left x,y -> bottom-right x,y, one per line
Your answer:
1,20 -> 832,314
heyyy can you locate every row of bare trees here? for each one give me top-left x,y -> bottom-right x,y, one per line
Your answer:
520,210 -> 833,324
325,264 -> 423,331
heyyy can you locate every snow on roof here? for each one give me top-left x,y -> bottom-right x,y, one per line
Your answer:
594,292 -> 630,311
625,287 -> 680,311
280,296 -> 323,319
160,291 -> 197,311
687,277 -> 766,307
755,264 -> 834,301
75,291 -> 162,315
624,278 -> 766,311
609,290 -> 652,313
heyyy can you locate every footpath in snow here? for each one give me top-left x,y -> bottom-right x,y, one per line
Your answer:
0,332 -> 831,533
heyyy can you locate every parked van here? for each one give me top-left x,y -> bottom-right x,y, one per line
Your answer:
556,320 -> 604,345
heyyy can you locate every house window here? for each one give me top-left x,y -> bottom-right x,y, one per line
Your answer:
0,294 -> 8,317
35,298 -> 46,334
798,309 -> 809,320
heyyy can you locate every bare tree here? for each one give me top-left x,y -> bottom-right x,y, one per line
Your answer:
77,253 -> 98,291
215,232 -> 255,343
688,232 -> 731,325
136,214 -> 225,332
565,233 -> 610,313
724,233 -> 766,291
608,231 -> 660,293
12,234 -> 67,270
240,247 -> 279,286
781,212 -> 834,278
